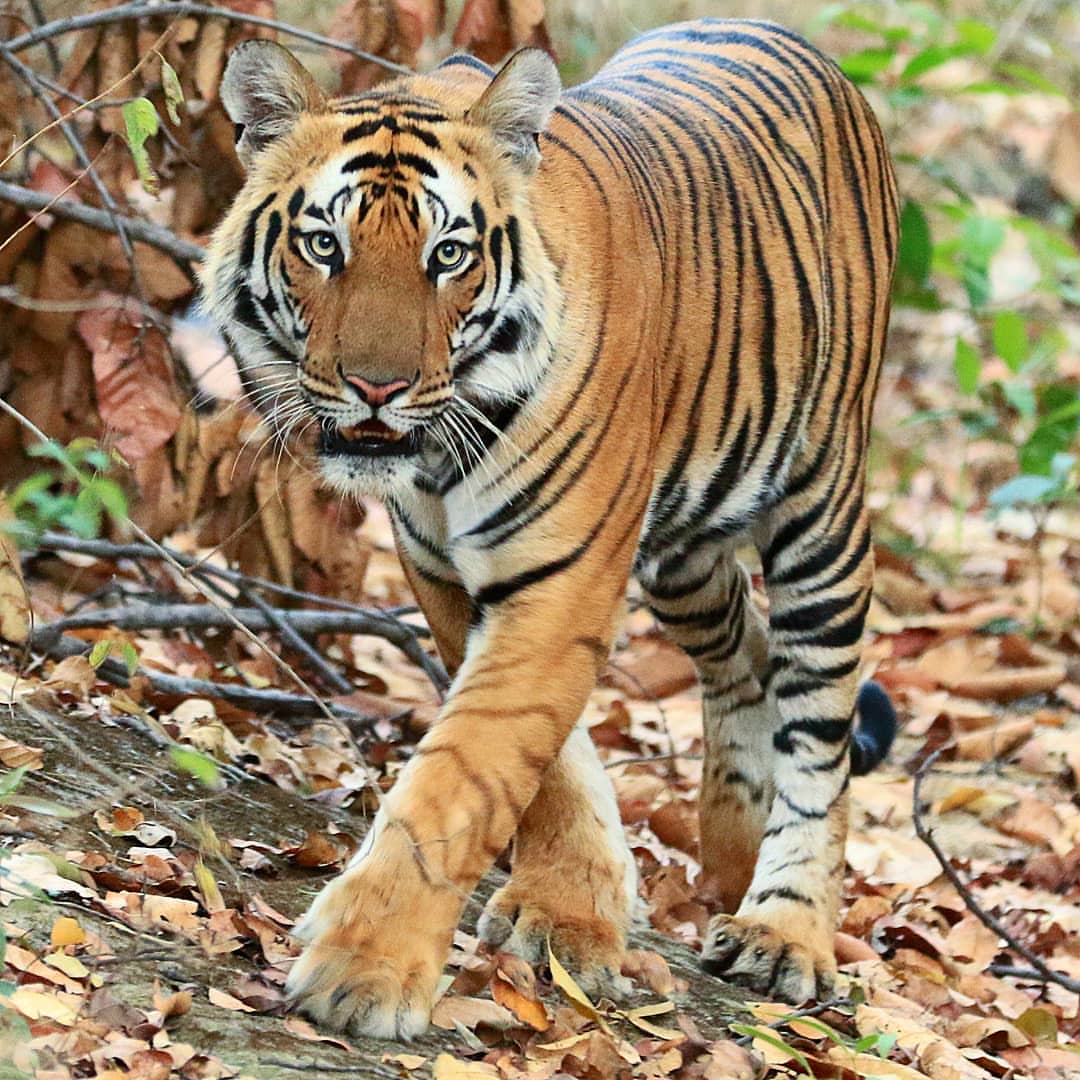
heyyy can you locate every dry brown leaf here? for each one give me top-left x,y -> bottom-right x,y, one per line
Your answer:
0,734 -> 42,770
207,987 -> 255,1012
431,1055 -> 500,1079
951,667 -> 1065,702
282,1015 -> 355,1051
43,654 -> 96,698
78,306 -> 183,462
0,496 -> 29,645
452,0 -> 553,65
954,717 -> 1036,761
430,994 -> 518,1031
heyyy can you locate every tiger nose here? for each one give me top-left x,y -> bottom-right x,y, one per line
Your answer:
343,373 -> 413,407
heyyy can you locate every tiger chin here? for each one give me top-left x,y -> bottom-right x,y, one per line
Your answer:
201,19 -> 899,1041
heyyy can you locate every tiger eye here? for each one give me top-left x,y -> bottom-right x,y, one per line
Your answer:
305,231 -> 339,261
434,240 -> 466,269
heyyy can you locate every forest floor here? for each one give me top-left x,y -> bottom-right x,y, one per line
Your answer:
1,353 -> 1078,1079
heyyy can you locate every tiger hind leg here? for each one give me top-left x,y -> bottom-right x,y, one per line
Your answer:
477,722 -> 637,1000
700,466 -> 875,1003
640,548 -> 777,917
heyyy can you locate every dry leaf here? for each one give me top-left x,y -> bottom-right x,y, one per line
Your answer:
0,735 -> 43,770
432,1055 -> 500,1079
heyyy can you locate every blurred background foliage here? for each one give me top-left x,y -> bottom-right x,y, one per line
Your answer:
0,0 -> 1077,590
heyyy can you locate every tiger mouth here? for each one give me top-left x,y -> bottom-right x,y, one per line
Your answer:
318,418 -> 422,458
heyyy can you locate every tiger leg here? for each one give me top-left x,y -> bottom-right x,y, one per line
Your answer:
285,526 -> 642,1037
701,462 -> 872,1003
478,721 -> 637,999
640,548 -> 775,914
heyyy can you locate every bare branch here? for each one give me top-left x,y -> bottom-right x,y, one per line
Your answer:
31,603 -> 430,649
35,531 -> 447,692
4,1 -> 413,76
0,178 -> 204,265
913,749 -> 1080,994
36,629 -> 389,729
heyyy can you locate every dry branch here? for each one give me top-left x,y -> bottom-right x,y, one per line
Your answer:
36,629 -> 389,728
4,1 -> 413,76
0,178 -> 204,265
913,748 -> 1080,994
35,530 -> 447,691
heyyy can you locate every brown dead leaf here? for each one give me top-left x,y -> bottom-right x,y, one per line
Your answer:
0,497 -> 29,645
43,654 -> 96,698
0,734 -> 42,770
208,987 -> 255,1012
432,1055 -> 500,1079
452,0 -> 552,65
282,1015 -> 355,1051
78,305 -> 183,462
492,970 -> 550,1031
951,667 -> 1065,702
430,994 -> 519,1031
954,717 -> 1036,761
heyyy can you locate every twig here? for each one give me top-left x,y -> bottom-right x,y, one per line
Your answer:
5,1 -> 413,76
32,603 -> 429,642
36,531 -> 446,690
913,748 -> 1080,994
239,586 -> 354,696
732,999 -> 851,1047
0,178 -> 204,265
36,630 -> 382,727
0,45 -> 141,271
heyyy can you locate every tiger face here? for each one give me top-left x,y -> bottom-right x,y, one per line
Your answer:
201,43 -> 562,499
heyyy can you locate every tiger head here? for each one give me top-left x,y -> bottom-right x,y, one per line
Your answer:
200,42 -> 563,498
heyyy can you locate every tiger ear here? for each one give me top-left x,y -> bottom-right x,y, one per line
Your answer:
466,48 -> 561,172
220,41 -> 327,169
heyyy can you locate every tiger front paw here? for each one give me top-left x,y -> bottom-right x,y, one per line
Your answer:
701,913 -> 836,1004
285,866 -> 454,1039
478,881 -> 633,1002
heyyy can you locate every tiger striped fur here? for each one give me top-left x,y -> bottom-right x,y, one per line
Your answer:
202,19 -> 900,1039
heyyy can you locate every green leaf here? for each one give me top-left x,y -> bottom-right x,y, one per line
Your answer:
88,639 -> 112,669
158,54 -> 184,125
901,44 -> 962,82
730,1024 -> 812,1074
169,746 -> 223,790
992,311 -> 1028,372
121,97 -> 161,196
954,339 -> 980,394
95,479 -> 129,524
988,474 -> 1056,507
839,47 -> 895,84
0,766 -> 28,798
122,642 -> 140,677
955,19 -> 996,55
1,795 -> 80,819
897,200 -> 932,289
997,62 -> 1064,96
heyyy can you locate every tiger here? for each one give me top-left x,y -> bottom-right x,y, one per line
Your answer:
201,18 -> 900,1039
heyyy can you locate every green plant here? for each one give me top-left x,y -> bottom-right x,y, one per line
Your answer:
4,437 -> 129,545
816,2 -> 1079,516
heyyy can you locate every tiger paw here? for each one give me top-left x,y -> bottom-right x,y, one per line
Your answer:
285,867 -> 454,1039
478,882 -> 633,1001
701,913 -> 836,1004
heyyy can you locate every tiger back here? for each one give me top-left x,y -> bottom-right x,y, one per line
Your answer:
202,18 -> 898,1040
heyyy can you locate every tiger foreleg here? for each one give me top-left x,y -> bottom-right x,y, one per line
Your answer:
478,722 -> 637,1000
285,557 -> 636,1037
